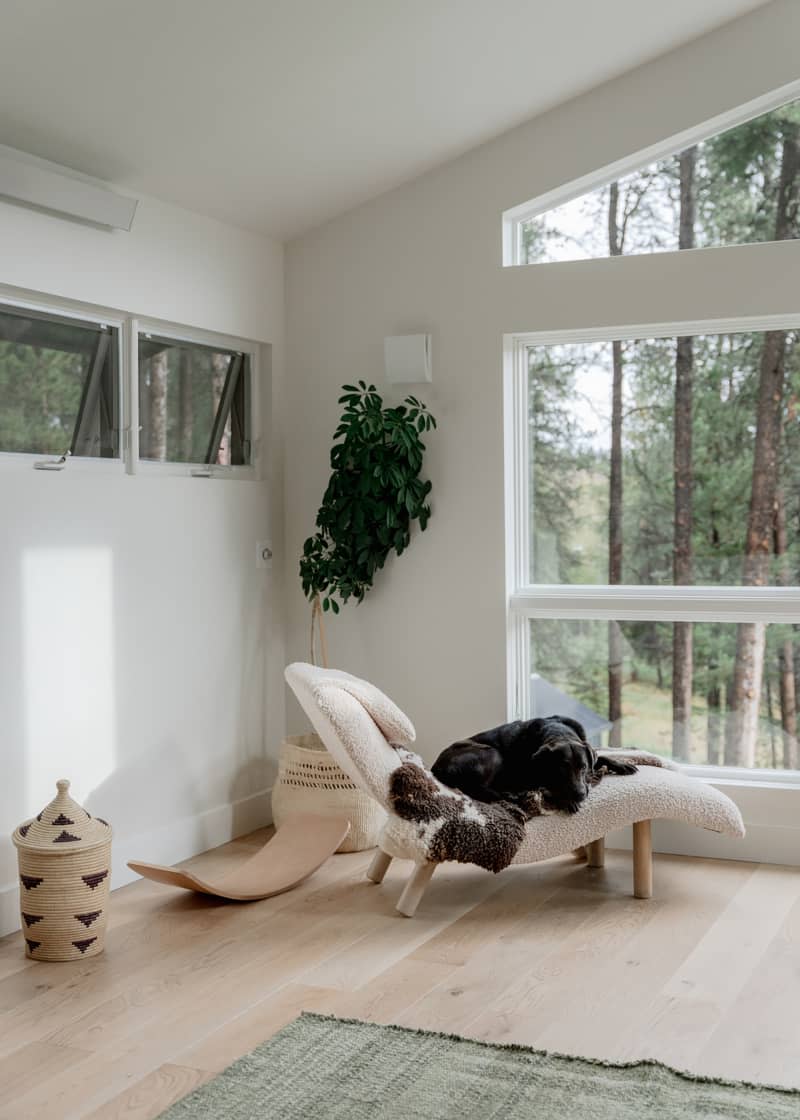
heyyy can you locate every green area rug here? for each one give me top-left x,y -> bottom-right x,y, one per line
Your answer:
160,1012 -> 799,1119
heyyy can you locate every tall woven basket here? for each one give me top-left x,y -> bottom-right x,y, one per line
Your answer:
12,779 -> 112,962
272,733 -> 386,852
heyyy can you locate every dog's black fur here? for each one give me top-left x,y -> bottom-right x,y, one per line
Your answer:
431,716 -> 637,814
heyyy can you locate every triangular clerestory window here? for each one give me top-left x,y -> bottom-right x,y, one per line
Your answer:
510,92 -> 800,265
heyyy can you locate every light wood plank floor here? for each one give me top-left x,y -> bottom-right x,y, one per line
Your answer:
1,831 -> 798,1118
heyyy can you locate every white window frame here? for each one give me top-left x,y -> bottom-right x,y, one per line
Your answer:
501,77 -> 800,267
132,319 -> 260,481
0,285 -> 262,480
504,313 -> 800,799
0,287 -> 126,475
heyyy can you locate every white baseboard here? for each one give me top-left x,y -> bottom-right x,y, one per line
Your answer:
608,778 -> 800,866
607,819 -> 800,866
0,788 -> 272,938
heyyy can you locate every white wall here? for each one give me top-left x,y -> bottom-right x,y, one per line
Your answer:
284,0 -> 800,773
0,191 -> 285,934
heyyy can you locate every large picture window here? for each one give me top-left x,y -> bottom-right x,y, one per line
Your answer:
507,319 -> 800,777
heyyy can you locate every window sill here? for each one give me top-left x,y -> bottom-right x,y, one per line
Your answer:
687,767 -> 800,792
134,459 -> 260,482
0,453 -> 262,482
0,451 -> 125,475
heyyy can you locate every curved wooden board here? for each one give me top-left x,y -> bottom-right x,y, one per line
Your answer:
128,814 -> 351,901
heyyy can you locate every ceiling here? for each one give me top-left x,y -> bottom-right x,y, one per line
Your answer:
0,0 -> 770,239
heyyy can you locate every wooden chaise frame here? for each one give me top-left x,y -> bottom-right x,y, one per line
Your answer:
367,823 -> 653,918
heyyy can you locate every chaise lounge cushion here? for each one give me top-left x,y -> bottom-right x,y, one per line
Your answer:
513,762 -> 744,862
285,662 -> 745,869
378,749 -> 744,868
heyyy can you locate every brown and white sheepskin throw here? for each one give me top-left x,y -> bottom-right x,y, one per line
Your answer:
388,748 -> 668,874
389,752 -> 550,873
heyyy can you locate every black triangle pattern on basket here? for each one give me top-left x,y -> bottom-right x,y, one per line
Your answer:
19,823 -> 30,838
20,875 -> 43,890
72,938 -> 97,954
82,870 -> 108,890
51,813 -> 75,826
22,913 -> 43,927
74,911 -> 102,928
53,830 -> 80,843
25,939 -> 41,953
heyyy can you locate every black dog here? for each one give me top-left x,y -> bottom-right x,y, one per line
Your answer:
431,716 -> 637,814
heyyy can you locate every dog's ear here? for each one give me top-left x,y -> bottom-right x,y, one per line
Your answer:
558,716 -> 589,743
583,743 -> 598,771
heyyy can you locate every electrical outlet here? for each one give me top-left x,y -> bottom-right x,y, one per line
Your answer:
256,540 -> 273,570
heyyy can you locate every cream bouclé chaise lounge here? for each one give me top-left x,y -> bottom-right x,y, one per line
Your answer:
285,662 -> 745,917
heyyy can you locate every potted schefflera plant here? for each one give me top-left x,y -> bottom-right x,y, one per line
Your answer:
300,380 -> 436,661
271,381 -> 436,852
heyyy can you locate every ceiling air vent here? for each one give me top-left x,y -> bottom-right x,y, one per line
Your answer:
0,144 -> 137,231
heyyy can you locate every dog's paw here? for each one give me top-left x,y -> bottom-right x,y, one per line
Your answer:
500,791 -> 525,807
614,762 -> 638,775
514,790 -> 549,816
548,798 -> 582,815
598,756 -> 639,776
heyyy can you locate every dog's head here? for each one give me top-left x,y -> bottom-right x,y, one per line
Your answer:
528,717 -> 596,814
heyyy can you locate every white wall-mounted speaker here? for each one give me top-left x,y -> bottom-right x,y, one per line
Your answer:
384,333 -> 432,384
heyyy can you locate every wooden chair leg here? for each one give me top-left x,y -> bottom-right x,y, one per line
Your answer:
586,837 -> 605,868
396,861 -> 436,917
366,847 -> 392,884
633,820 -> 653,899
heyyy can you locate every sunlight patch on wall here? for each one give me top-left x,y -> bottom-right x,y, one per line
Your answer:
22,548 -> 115,812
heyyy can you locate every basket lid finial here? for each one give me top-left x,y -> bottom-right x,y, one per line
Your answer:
12,779 -> 112,852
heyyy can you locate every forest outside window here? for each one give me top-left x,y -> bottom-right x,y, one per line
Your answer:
0,302 -> 119,459
510,320 -> 800,776
510,92 -> 799,265
528,618 -> 798,772
137,333 -> 251,466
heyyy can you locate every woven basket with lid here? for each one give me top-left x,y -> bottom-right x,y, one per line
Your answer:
12,780 -> 112,961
